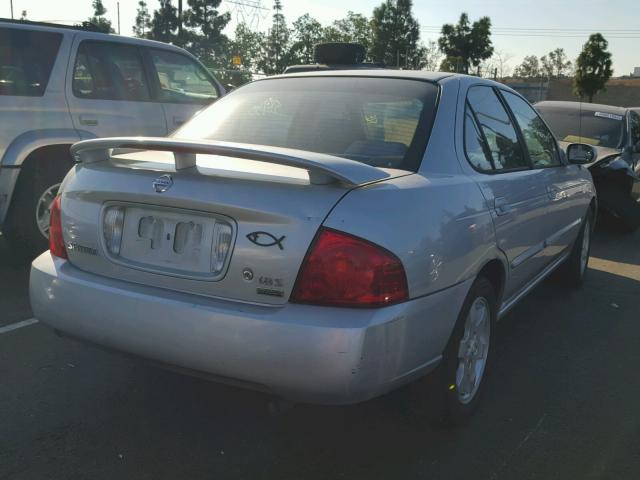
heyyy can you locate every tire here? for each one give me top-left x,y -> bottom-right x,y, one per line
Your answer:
407,276 -> 497,427
560,210 -> 593,286
3,152 -> 73,259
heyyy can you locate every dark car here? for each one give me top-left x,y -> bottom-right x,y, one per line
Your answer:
536,101 -> 640,231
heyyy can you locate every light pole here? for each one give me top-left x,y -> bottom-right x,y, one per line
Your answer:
10,0 -> 14,19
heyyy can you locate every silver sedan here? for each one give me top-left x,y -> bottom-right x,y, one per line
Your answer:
30,71 -> 596,425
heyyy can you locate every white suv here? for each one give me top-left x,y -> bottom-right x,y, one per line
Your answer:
0,19 -> 225,256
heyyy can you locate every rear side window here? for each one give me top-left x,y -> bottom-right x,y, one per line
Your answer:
149,49 -> 219,105
72,41 -> 150,101
464,106 -> 493,171
467,86 -> 528,171
502,91 -> 561,168
0,27 -> 62,96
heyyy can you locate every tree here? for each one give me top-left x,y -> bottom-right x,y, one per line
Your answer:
149,0 -> 180,44
438,13 -> 493,74
371,0 -> 422,68
548,48 -> 572,78
133,1 -> 152,37
289,14 -> 324,65
259,0 -> 291,75
574,33 -> 613,102
183,0 -> 231,65
323,12 -> 373,54
514,55 -> 541,78
88,0 -> 114,33
229,22 -> 266,82
420,40 -> 442,71
20,10 -> 27,20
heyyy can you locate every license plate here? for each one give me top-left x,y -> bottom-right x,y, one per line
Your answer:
115,205 -> 233,279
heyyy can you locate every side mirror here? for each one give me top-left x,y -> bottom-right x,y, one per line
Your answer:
566,143 -> 596,165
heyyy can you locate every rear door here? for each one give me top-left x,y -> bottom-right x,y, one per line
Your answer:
66,38 -> 167,138
464,86 -> 550,298
501,90 -> 588,258
144,48 -> 221,133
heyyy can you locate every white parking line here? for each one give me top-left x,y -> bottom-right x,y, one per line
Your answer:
0,318 -> 39,335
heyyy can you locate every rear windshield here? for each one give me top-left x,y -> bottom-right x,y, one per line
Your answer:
537,106 -> 625,149
0,27 -> 62,97
174,76 -> 439,171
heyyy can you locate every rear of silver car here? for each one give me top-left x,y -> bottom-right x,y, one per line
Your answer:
29,75 -> 466,404
29,144 -> 464,404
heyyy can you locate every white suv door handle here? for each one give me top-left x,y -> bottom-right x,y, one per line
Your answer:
493,197 -> 514,216
79,116 -> 98,126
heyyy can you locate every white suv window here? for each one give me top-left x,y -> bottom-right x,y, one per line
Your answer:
72,41 -> 151,101
0,27 -> 62,97
149,49 -> 219,105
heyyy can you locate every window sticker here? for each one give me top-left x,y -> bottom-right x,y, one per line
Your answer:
594,111 -> 623,121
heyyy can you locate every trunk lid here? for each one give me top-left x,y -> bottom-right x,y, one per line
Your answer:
60,140 -> 408,305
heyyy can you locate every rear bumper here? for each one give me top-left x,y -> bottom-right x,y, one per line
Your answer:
30,253 -> 470,404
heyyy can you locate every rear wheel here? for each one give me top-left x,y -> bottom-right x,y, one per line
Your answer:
4,153 -> 73,259
406,276 -> 497,426
560,210 -> 593,286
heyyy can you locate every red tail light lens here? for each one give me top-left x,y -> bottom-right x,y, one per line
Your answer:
291,228 -> 408,308
49,196 -> 68,259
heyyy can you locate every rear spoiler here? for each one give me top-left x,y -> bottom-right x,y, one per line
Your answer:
70,137 -> 391,187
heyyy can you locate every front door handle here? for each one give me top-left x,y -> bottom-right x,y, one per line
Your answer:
493,197 -> 514,216
173,116 -> 185,126
79,116 -> 98,126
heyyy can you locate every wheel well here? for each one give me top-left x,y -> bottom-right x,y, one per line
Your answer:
20,144 -> 74,170
478,259 -> 506,302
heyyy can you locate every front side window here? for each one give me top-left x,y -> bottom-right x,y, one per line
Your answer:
174,77 -> 439,171
467,86 -> 528,171
149,49 -> 219,105
72,41 -> 150,101
502,91 -> 561,168
0,27 -> 62,96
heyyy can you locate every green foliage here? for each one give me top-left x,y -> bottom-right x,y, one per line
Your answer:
183,0 -> 231,65
438,13 -> 493,74
259,0 -> 291,75
88,0 -> 114,33
540,48 -> 572,79
370,0 -> 422,68
514,55 -> 541,78
133,1 -> 152,38
289,14 -> 324,65
150,0 -> 180,44
574,33 -> 613,102
323,12 -> 373,53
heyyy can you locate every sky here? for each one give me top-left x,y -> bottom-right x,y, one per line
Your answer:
3,0 -> 640,75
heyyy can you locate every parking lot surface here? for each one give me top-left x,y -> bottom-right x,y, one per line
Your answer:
1,226 -> 639,480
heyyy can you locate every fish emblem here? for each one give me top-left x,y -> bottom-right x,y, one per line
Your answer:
246,231 -> 285,250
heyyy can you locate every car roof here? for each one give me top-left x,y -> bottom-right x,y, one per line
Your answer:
0,18 -> 189,54
536,100 -> 628,115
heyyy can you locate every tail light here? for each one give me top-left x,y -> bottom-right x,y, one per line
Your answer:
103,206 -> 125,255
291,228 -> 408,308
49,196 -> 68,259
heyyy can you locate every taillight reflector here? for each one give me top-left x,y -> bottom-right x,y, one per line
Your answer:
49,196 -> 68,259
290,228 -> 408,308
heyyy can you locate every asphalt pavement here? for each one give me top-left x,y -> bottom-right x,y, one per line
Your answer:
1,225 -> 639,480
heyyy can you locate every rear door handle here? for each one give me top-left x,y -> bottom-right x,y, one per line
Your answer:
173,116 -> 185,126
79,116 -> 98,126
493,197 -> 514,216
